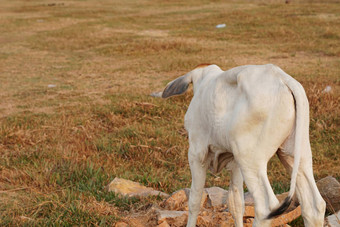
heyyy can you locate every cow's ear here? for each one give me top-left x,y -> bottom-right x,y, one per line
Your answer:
162,74 -> 192,98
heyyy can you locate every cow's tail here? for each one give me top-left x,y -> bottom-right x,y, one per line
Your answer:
267,66 -> 309,219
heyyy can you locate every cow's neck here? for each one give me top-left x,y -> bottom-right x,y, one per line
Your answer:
190,65 -> 222,95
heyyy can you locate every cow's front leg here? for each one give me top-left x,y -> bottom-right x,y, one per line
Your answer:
187,148 -> 208,227
227,162 -> 244,227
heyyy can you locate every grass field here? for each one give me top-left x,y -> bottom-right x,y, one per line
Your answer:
0,0 -> 339,225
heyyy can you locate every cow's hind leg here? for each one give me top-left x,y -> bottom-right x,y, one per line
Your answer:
278,149 -> 326,227
227,162 -> 245,227
236,156 -> 279,227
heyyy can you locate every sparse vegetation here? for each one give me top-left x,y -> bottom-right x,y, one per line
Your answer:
0,0 -> 339,226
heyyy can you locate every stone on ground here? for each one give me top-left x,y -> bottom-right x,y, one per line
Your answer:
159,187 -> 301,226
162,188 -> 209,211
157,210 -> 188,226
109,179 -> 305,226
205,187 -> 228,208
317,176 -> 340,212
324,210 -> 340,227
106,177 -> 169,198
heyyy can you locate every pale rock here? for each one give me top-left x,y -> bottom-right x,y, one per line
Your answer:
158,210 -> 187,220
114,185 -> 303,226
205,187 -> 228,208
325,210 -> 340,227
162,189 -> 188,210
162,188 -> 209,211
106,177 -> 169,198
157,210 -> 188,226
317,176 -> 340,212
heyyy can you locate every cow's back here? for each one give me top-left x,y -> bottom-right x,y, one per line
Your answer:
185,64 -> 295,152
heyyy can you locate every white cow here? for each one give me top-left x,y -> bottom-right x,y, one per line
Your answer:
161,64 -> 325,227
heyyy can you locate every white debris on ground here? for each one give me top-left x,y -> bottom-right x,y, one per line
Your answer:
216,24 -> 226,28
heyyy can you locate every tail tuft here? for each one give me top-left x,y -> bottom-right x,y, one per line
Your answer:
266,196 -> 292,219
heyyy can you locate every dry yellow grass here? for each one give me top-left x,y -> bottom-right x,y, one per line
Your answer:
0,0 -> 339,225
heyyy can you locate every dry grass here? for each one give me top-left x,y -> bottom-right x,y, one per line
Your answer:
0,0 -> 339,225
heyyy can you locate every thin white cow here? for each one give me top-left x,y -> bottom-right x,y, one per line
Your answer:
161,64 -> 325,227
